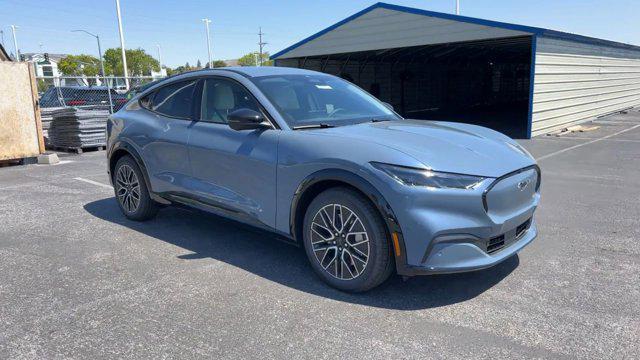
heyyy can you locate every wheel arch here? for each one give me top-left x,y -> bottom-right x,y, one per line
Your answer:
108,141 -> 169,204
290,169 -> 410,274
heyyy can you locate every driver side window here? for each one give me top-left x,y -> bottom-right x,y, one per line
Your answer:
200,78 -> 260,123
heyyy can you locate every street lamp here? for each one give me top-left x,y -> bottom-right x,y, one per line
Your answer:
72,29 -> 114,113
201,18 -> 212,67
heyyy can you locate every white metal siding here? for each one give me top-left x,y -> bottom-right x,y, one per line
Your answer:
532,37 -> 640,136
276,8 -> 528,59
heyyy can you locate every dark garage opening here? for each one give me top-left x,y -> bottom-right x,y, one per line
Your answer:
276,36 -> 533,138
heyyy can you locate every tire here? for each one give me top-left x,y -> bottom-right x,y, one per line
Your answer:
113,155 -> 158,221
302,187 -> 394,292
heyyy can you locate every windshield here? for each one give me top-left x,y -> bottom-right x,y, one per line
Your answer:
249,74 -> 401,128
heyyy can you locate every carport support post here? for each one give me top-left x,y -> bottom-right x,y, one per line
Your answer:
526,35 -> 537,139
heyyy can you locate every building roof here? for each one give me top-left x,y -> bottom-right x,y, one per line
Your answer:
0,43 -> 11,61
272,2 -> 640,59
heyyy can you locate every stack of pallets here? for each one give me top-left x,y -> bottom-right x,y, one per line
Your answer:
40,107 -> 64,145
47,107 -> 110,153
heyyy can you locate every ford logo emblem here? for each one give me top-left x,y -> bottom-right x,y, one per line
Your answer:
517,179 -> 531,191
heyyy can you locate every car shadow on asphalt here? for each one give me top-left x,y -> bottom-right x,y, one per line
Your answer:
84,198 -> 519,310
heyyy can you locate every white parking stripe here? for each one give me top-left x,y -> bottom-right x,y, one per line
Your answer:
73,177 -> 112,189
536,124 -> 640,161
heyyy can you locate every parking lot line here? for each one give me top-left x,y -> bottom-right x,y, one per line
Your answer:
536,124 -> 640,161
73,177 -> 112,189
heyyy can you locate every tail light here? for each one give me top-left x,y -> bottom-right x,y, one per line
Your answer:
67,100 -> 86,106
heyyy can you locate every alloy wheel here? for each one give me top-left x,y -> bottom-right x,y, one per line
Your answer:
309,204 -> 370,280
115,164 -> 141,213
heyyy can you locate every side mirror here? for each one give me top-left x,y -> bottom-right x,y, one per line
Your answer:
382,102 -> 394,111
227,108 -> 270,131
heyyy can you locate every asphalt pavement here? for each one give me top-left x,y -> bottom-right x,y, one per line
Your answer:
1,110 -> 639,359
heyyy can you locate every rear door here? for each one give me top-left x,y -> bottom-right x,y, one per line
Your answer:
138,79 -> 198,195
187,77 -> 279,228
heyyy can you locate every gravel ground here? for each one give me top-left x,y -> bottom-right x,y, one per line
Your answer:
1,110 -> 639,359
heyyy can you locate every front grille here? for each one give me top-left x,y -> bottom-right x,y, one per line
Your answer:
486,218 -> 532,254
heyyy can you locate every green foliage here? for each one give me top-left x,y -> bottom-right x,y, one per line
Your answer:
196,59 -> 202,69
237,52 -> 273,67
37,79 -> 50,93
212,60 -> 227,68
58,54 -> 101,76
103,48 -> 160,76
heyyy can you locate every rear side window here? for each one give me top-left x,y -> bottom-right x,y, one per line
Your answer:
141,80 -> 197,119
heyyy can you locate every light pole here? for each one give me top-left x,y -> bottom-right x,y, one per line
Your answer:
72,30 -> 114,113
456,0 -> 460,15
10,25 -> 19,60
201,18 -> 212,67
156,44 -> 162,72
115,0 -> 129,89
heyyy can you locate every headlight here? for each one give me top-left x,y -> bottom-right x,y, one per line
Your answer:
371,162 -> 485,189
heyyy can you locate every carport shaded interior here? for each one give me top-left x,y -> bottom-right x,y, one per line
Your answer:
276,36 -> 533,138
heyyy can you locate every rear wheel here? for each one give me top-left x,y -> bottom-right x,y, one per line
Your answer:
302,187 -> 394,292
113,155 -> 158,221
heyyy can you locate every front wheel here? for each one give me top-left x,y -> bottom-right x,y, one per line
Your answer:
302,187 -> 394,292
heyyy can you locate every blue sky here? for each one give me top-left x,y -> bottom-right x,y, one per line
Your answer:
1,0 -> 639,67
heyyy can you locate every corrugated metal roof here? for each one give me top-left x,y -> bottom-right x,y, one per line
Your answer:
272,2 -> 640,59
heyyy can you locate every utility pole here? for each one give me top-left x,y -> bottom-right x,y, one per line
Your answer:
202,18 -> 212,67
115,0 -> 129,89
456,0 -> 460,15
10,25 -> 19,60
156,44 -> 162,70
72,30 -> 114,113
258,27 -> 267,66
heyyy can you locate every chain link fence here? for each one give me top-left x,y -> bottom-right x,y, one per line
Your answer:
36,76 -> 164,151
36,76 -> 163,113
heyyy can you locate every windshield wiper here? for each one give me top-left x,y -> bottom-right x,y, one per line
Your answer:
292,123 -> 336,130
370,118 -> 391,123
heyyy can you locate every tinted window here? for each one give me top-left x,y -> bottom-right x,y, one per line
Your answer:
250,74 -> 399,128
200,78 -> 261,123
150,80 -> 197,119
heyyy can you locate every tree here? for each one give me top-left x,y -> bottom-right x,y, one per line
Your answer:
237,52 -> 273,66
196,59 -> 202,69
58,54 -> 101,76
211,60 -> 227,68
103,48 -> 160,76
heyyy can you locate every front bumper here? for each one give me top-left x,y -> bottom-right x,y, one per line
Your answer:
400,219 -> 537,276
373,165 -> 540,277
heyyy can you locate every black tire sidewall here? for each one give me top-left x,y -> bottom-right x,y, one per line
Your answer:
302,188 -> 391,292
113,156 -> 157,221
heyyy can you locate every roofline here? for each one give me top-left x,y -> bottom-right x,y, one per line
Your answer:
271,2 -> 640,60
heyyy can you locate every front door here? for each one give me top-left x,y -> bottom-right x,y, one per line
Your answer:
187,77 -> 279,228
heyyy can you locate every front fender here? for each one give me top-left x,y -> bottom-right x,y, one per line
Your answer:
289,168 -> 412,276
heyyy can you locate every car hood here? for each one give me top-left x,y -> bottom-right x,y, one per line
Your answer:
316,120 -> 535,178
